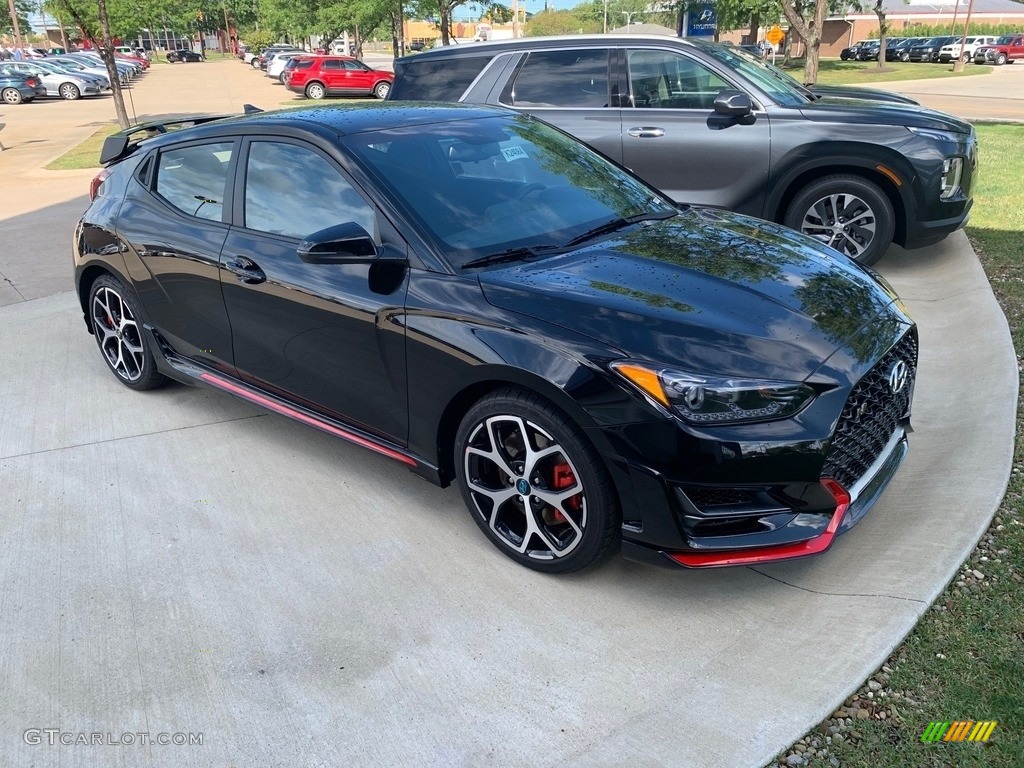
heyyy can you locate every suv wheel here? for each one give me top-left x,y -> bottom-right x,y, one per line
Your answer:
305,82 -> 326,99
784,175 -> 895,266
88,275 -> 167,390
373,81 -> 390,99
996,53 -> 1008,65
454,389 -> 619,573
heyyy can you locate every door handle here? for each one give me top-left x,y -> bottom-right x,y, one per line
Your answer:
224,256 -> 267,284
627,127 -> 666,138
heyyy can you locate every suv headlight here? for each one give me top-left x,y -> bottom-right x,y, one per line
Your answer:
611,362 -> 815,425
940,157 -> 964,199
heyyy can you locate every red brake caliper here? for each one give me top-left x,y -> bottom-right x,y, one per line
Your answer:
549,463 -> 581,524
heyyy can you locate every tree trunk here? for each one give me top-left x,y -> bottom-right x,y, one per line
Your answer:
56,0 -> 131,128
439,0 -> 451,45
749,11 -> 761,47
781,0 -> 827,85
874,0 -> 887,69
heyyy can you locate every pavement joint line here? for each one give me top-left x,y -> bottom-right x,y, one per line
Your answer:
0,413 -> 267,463
0,270 -> 27,301
898,284 -> 994,303
749,567 -> 928,603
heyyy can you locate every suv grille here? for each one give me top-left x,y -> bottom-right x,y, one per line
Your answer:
822,332 -> 918,490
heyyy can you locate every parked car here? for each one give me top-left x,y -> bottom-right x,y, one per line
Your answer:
167,48 -> 203,63
75,104 -> 918,572
266,51 -> 302,81
908,36 -> 957,62
840,41 -> 872,60
257,45 -> 303,69
285,55 -> 393,99
60,53 -> 135,82
48,56 -> 114,88
391,35 -> 976,265
938,35 -> 998,63
0,61 -> 102,99
973,33 -> 1024,65
887,37 -> 924,61
855,40 -> 881,61
0,71 -> 45,103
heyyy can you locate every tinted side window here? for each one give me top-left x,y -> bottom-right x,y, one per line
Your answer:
501,49 -> 609,108
626,50 -> 729,110
322,60 -> 342,70
155,142 -> 233,222
390,56 -> 494,100
244,141 -> 376,241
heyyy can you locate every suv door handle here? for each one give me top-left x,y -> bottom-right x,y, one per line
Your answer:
225,256 -> 266,284
627,127 -> 666,138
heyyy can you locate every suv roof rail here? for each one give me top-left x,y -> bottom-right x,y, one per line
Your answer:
98,113 -> 233,165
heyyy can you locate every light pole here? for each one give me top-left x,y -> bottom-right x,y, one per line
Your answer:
621,11 -> 641,31
603,0 -> 607,34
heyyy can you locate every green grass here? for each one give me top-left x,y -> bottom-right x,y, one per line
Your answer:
44,124 -> 119,170
773,123 -> 1024,767
782,59 -> 991,85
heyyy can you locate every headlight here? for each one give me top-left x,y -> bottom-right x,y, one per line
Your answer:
908,126 -> 961,143
939,157 -> 963,199
611,362 -> 815,425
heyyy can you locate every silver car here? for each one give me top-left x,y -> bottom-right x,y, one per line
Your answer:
0,61 -> 102,99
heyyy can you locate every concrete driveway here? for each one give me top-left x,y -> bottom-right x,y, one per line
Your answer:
870,60 -> 1024,121
0,59 -> 1016,768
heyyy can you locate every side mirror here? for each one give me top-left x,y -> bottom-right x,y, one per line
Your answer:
713,90 -> 754,117
297,222 -> 380,264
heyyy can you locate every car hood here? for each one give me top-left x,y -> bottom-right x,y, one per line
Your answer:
797,98 -> 972,133
479,209 -> 906,382
808,84 -> 918,105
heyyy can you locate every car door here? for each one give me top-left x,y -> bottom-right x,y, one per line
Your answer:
319,59 -> 344,92
618,46 -> 771,215
115,139 -> 237,370
493,48 -> 623,165
219,137 -> 409,443
342,59 -> 373,92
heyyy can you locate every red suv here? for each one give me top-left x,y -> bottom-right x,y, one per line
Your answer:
284,56 -> 393,100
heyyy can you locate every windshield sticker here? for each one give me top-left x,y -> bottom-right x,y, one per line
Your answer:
501,146 -> 528,162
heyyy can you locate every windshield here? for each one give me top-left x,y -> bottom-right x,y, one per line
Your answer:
344,115 -> 677,268
697,42 -> 808,106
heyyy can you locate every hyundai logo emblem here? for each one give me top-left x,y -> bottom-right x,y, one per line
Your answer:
889,360 -> 909,394
516,478 -> 531,495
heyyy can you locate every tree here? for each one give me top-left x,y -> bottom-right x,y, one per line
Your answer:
3,0 -> 33,44
48,0 -> 131,128
526,9 -> 600,36
780,0 -> 827,84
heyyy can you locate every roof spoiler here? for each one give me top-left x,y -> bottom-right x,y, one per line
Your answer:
98,109 -> 258,165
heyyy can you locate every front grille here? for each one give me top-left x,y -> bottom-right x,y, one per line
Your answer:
822,331 -> 917,490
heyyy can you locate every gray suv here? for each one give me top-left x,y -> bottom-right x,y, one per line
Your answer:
390,35 -> 976,265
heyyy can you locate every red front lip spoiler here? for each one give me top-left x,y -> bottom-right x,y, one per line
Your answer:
667,478 -> 851,568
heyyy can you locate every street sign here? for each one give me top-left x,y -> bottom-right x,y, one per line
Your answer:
767,25 -> 785,46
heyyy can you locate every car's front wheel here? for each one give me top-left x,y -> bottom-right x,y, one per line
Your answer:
373,81 -> 390,99
88,275 -> 167,390
454,389 -> 619,573
996,53 -> 1008,65
784,175 -> 895,266
305,82 -> 326,99
59,82 -> 80,100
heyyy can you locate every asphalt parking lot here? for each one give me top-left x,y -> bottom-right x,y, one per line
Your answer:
0,58 -> 1017,767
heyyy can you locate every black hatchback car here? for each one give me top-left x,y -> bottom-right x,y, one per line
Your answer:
75,104 -> 917,573
390,35 -> 976,266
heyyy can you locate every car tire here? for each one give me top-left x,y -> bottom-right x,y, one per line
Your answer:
373,80 -> 390,99
305,82 -> 326,99
251,58 -> 260,68
996,53 -> 1007,65
454,388 -> 619,573
88,275 -> 167,391
59,82 -> 81,100
784,174 -> 895,266
1,87 -> 23,104
900,52 -> 910,62
278,72 -> 286,84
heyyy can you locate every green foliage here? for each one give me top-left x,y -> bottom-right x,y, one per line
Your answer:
2,0 -> 33,39
526,9 -> 601,36
866,22 -> 1024,39
241,29 -> 278,49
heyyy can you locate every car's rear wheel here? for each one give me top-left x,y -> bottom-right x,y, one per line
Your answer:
88,275 -> 167,391
373,81 -> 390,99
784,175 -> 895,266
454,389 -> 619,573
305,82 -> 326,99
900,52 -> 910,61
59,82 -> 80,100
251,58 -> 260,68
2,87 -> 23,104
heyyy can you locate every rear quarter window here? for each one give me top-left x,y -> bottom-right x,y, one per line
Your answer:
391,56 -> 494,100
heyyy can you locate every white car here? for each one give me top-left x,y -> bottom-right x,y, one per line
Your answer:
266,52 -> 303,81
938,35 -> 999,62
0,61 -> 102,99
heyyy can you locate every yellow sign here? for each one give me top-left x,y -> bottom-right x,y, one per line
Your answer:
767,25 -> 785,46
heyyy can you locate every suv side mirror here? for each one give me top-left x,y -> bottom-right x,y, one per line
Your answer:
714,90 -> 753,117
297,222 -> 382,264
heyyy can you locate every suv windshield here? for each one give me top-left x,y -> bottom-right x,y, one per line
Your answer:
697,42 -> 808,106
344,115 -> 677,268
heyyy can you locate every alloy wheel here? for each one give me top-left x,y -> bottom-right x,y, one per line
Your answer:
463,414 -> 587,561
2,87 -> 22,104
91,286 -> 145,382
798,192 -> 877,261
